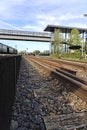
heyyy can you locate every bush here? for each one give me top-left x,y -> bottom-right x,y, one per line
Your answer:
62,51 -> 80,59
50,52 -> 61,58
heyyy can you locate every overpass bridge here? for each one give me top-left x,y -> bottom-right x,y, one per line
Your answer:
0,25 -> 87,42
0,29 -> 52,42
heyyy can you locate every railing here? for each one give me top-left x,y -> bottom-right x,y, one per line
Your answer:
0,29 -> 52,38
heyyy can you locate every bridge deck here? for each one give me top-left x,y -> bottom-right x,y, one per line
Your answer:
0,29 -> 52,42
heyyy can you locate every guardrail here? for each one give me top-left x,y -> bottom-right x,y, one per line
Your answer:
0,29 -> 52,38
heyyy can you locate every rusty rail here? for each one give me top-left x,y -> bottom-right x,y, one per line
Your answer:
25,56 -> 87,102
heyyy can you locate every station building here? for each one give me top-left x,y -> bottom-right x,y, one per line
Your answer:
44,25 -> 87,53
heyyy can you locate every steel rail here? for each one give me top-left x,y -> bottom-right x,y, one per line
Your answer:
28,56 -> 87,87
40,59 -> 87,84
28,57 -> 87,91
25,56 -> 87,102
43,58 -> 87,70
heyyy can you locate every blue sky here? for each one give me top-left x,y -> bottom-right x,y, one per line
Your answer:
0,0 -> 87,52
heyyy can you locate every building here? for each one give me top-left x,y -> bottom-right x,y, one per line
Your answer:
44,25 -> 87,53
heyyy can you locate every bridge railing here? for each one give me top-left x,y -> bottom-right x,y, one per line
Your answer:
0,29 -> 52,38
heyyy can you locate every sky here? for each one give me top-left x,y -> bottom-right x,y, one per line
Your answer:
0,0 -> 87,52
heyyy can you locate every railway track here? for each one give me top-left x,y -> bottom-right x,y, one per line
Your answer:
44,112 -> 87,130
25,56 -> 87,102
43,57 -> 87,70
22,56 -> 87,130
40,57 -> 87,80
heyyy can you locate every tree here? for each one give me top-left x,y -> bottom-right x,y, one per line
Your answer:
68,28 -> 83,56
68,28 -> 82,46
19,50 -> 26,55
33,50 -> 40,55
52,29 -> 63,53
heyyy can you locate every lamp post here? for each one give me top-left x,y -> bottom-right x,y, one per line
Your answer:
84,14 -> 87,17
26,48 -> 28,54
15,45 -> 17,49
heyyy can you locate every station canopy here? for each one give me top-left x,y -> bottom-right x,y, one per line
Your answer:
44,25 -> 87,33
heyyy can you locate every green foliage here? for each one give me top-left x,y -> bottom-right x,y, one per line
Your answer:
68,28 -> 82,46
52,29 -> 63,53
61,50 -> 87,60
50,52 -> 61,59
50,51 -> 87,61
50,28 -> 86,60
19,50 -> 26,55
62,51 -> 81,59
53,29 -> 63,45
33,50 -> 40,55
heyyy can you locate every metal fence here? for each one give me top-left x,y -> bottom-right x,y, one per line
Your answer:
0,29 -> 52,38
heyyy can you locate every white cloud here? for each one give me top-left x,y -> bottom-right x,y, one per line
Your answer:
0,20 -> 20,29
59,13 -> 83,21
29,0 -> 78,7
68,23 -> 87,29
0,0 -> 26,19
0,0 -> 87,31
22,25 -> 43,31
37,14 -> 56,23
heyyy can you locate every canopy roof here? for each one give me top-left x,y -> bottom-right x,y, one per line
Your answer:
44,25 -> 87,33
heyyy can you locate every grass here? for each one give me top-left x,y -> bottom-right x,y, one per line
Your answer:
50,52 -> 87,62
